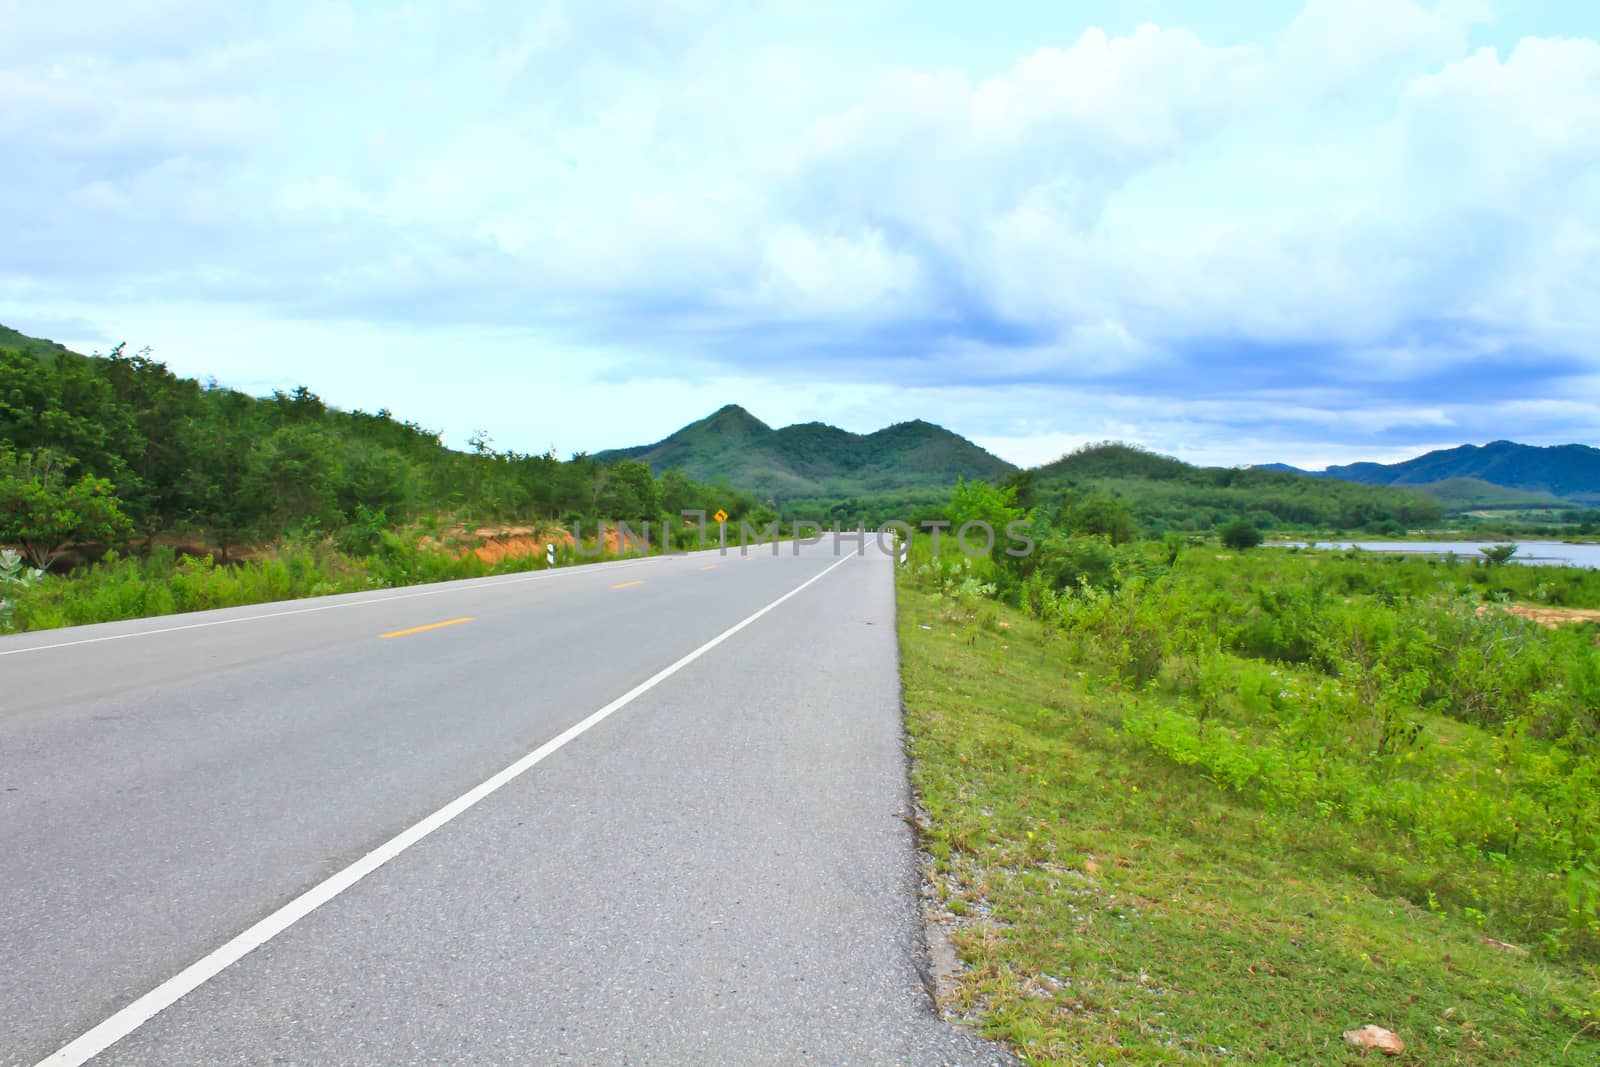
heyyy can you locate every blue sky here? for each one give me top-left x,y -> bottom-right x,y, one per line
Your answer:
3,0 -> 1597,469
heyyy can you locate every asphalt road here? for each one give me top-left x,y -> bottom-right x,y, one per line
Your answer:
1,538 -> 1016,1065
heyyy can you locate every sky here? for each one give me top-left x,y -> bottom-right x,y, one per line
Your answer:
3,0 -> 1598,470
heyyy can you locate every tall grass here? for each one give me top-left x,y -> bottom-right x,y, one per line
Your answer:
2,526 -> 695,633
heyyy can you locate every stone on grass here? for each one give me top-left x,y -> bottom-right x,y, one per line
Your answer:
1342,1025 -> 1404,1055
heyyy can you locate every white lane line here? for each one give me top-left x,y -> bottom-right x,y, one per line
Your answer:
33,551 -> 857,1067
0,554 -> 671,658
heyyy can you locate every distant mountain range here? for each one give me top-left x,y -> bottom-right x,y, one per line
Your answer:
600,409 -> 1600,511
1263,441 -> 1600,505
594,404 -> 1015,500
7,319 -> 1593,510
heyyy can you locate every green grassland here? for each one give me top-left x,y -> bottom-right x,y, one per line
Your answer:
899,539 -> 1600,1065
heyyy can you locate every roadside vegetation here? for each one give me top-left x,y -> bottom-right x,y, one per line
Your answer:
0,527 -> 718,633
0,342 -> 766,632
899,480 -> 1600,1064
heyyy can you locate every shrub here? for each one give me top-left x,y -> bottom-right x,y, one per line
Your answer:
1219,518 -> 1264,550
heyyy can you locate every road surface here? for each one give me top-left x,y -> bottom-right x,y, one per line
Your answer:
1,538 -> 1016,1065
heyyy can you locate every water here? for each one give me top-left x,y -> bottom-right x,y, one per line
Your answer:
1274,540 -> 1600,569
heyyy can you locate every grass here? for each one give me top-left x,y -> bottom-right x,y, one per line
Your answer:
897,579 -> 1600,1065
1,522 -> 714,633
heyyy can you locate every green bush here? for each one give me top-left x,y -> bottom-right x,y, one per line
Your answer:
924,541 -> 1600,956
1218,518 -> 1264,550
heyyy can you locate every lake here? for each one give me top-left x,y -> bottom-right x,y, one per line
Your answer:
1274,540 -> 1600,569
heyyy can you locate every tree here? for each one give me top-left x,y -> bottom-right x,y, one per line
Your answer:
510,450 -> 566,518
658,468 -> 700,518
101,344 -> 204,534
1219,518 -> 1264,550
596,460 -> 661,523
337,444 -> 416,520
947,477 -> 1023,531
0,349 -> 132,486
998,468 -> 1037,510
270,385 -> 328,422
0,449 -> 133,569
1066,493 -> 1137,545
1480,543 -> 1519,566
243,425 -> 343,530
177,392 -> 271,560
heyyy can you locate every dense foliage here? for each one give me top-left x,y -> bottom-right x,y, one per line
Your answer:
0,343 -> 765,570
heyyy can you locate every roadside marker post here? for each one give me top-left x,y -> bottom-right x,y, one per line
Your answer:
546,543 -> 556,568
899,540 -> 909,567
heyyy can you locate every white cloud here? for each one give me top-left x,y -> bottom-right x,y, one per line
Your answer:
2,1 -> 1599,466
751,225 -> 924,318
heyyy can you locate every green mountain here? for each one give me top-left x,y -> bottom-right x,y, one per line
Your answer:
1305,441 -> 1600,503
1035,442 -> 1445,533
595,404 -> 1016,500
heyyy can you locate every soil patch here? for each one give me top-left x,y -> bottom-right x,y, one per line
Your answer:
1480,603 -> 1600,628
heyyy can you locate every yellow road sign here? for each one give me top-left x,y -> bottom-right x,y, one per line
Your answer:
713,508 -> 729,523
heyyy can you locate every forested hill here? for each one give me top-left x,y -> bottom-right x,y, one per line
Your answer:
1270,441 -> 1600,503
1030,442 -> 1445,534
0,328 -> 766,569
1,323 -> 82,362
595,404 -> 1016,500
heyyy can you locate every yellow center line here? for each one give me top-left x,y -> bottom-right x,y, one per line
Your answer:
700,564 -> 716,571
612,580 -> 645,589
379,617 -> 474,639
